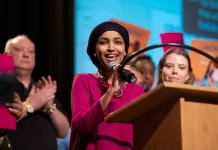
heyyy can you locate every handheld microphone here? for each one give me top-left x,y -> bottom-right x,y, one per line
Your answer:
108,61 -> 137,83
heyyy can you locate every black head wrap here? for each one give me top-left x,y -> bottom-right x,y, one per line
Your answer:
87,21 -> 129,69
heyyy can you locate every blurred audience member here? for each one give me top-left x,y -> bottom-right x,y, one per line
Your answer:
157,48 -> 193,85
204,57 -> 218,88
195,56 -> 218,88
131,55 -> 155,92
4,35 -> 70,150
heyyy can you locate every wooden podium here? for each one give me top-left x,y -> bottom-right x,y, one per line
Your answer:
105,82 -> 218,150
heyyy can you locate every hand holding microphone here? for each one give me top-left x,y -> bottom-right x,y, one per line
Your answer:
108,61 -> 137,83
99,62 -> 134,111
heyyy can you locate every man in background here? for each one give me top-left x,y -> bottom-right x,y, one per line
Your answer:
4,35 -> 70,150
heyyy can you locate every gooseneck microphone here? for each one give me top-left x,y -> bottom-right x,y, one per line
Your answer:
119,43 -> 218,69
108,61 -> 137,83
108,43 -> 218,84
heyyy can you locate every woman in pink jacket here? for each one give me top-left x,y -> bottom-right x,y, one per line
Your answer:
69,21 -> 144,150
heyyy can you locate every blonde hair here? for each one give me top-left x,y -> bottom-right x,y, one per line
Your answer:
157,48 -> 193,85
4,34 -> 34,54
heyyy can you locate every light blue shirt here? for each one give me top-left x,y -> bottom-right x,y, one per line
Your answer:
57,128 -> 71,150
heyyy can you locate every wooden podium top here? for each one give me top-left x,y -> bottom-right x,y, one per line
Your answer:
105,82 -> 218,123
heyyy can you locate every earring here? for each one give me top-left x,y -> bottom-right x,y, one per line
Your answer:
93,53 -> 96,57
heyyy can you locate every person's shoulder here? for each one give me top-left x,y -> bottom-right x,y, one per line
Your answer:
126,83 -> 144,91
72,73 -> 97,91
74,73 -> 95,80
127,83 -> 142,88
73,73 -> 97,85
125,83 -> 145,98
